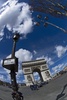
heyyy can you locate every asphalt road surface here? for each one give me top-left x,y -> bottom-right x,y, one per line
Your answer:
0,73 -> 67,100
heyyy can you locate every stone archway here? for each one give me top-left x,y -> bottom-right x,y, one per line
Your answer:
22,59 -> 51,86
33,68 -> 43,82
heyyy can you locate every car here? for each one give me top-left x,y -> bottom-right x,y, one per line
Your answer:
30,84 -> 39,90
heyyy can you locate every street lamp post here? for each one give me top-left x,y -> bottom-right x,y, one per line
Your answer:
10,33 -> 20,91
2,33 -> 24,100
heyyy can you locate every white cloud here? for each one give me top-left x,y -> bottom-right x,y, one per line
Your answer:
33,50 -> 37,55
0,74 -> 5,81
4,68 -> 10,73
15,48 -> 33,62
55,45 -> 67,58
22,79 -> 26,83
44,56 -> 54,65
16,68 -> 23,79
52,63 -> 64,74
0,73 -> 10,82
33,72 -> 39,76
7,48 -> 33,62
0,0 -> 33,40
15,48 -> 33,79
33,72 -> 40,81
17,79 -> 26,83
36,55 -> 54,66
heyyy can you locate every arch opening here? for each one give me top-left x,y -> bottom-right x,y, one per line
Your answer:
33,68 -> 43,83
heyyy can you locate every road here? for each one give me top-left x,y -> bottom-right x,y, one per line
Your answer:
0,73 -> 67,100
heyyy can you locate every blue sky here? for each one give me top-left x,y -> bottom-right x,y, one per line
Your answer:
0,0 -> 67,83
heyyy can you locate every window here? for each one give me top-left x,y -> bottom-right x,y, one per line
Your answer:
24,68 -> 30,72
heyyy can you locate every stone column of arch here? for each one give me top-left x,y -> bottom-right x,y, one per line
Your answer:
22,59 -> 51,86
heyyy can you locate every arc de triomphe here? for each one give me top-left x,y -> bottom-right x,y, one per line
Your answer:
22,59 -> 51,86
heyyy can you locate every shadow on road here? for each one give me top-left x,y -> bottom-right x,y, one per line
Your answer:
0,98 -> 4,100
56,84 -> 67,100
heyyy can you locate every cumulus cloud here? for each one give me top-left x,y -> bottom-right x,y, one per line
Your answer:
0,0 -> 33,40
15,48 -> 33,62
36,55 -> 54,66
55,45 -> 67,58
